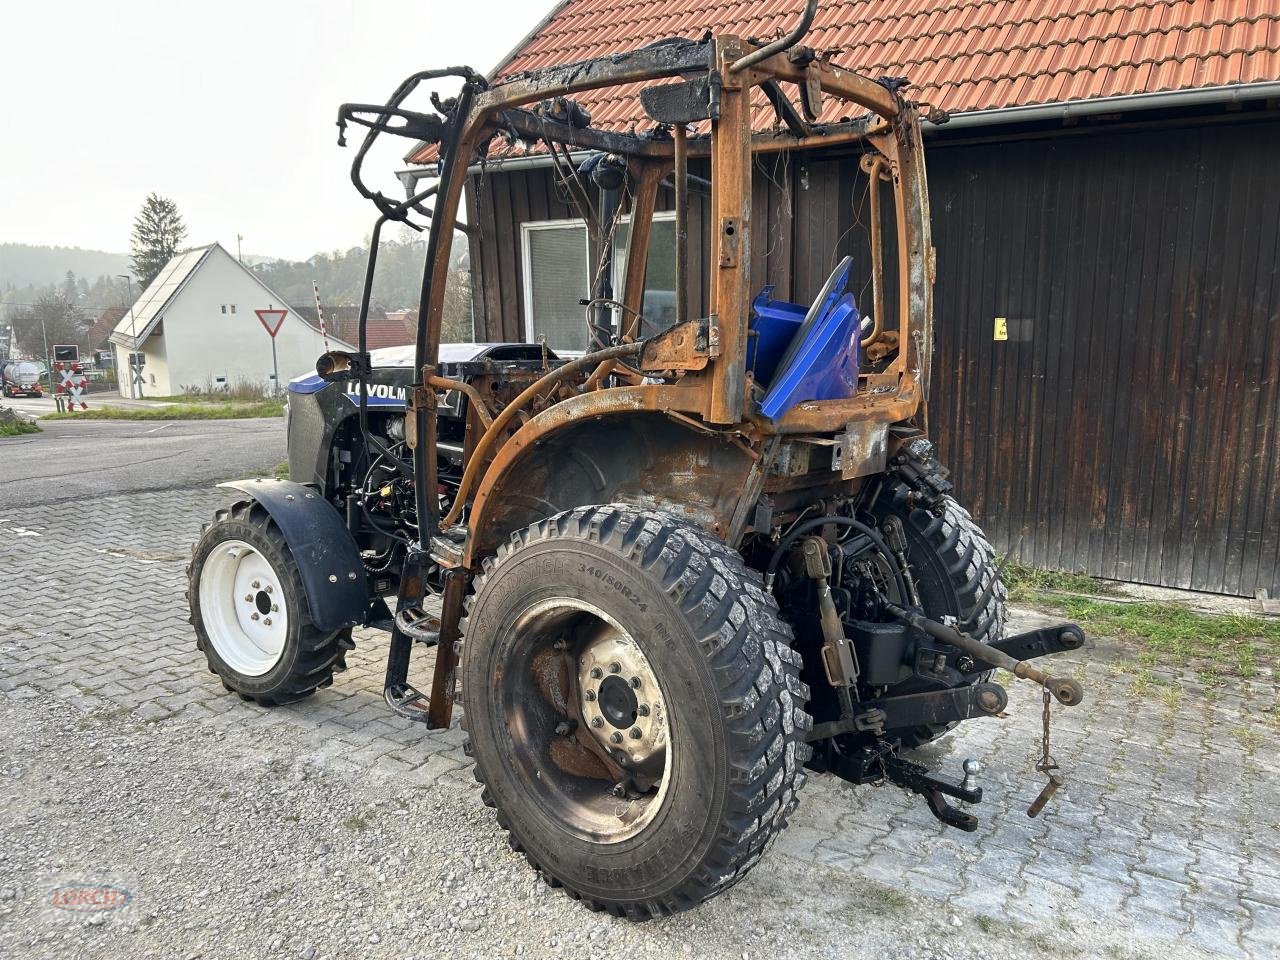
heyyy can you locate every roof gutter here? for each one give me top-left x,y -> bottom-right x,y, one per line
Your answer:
396,149 -> 593,184
931,81 -> 1280,130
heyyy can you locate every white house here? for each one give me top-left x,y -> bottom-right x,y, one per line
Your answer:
109,242 -> 353,398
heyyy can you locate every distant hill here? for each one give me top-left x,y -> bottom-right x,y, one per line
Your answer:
0,243 -> 130,288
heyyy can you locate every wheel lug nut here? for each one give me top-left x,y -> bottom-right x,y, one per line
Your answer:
266,585 -> 274,594
609,662 -> 621,674
584,690 -> 597,702
263,617 -> 272,626
590,667 -> 603,679
629,676 -> 641,689
637,704 -> 650,717
251,580 -> 261,589
610,732 -> 623,744
590,717 -> 604,728
251,613 -> 260,621
629,727 -> 642,739
271,604 -> 279,612
244,594 -> 253,602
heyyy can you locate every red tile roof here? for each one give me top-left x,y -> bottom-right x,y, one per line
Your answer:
86,307 -> 127,351
411,0 -> 1280,161
326,314 -> 416,351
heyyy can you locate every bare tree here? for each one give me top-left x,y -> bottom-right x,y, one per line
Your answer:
10,292 -> 87,355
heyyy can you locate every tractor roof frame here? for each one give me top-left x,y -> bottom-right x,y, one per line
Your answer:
419,35 -> 933,429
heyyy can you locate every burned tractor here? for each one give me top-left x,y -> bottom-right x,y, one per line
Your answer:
187,0 -> 1087,918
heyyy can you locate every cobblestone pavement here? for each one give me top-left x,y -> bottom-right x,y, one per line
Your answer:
2,487 -> 1278,959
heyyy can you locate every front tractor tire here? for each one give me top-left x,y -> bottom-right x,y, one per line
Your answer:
461,505 -> 812,919
188,500 -> 351,706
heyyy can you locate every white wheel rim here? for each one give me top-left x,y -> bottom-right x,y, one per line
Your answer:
199,539 -> 288,677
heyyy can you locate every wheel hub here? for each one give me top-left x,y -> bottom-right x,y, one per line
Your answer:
501,597 -> 673,843
577,626 -> 667,771
198,539 -> 288,677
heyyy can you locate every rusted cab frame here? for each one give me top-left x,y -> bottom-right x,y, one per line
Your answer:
414,36 -> 935,567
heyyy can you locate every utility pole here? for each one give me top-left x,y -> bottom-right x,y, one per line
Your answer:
237,234 -> 244,264
39,313 -> 53,403
118,274 -> 141,399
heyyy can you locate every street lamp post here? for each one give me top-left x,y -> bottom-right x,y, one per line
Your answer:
118,274 -> 141,399
39,314 -> 53,402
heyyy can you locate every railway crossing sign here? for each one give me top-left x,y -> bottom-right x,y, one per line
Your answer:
55,361 -> 89,411
255,308 -> 289,396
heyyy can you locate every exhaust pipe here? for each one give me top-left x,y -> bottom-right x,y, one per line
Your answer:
729,0 -> 819,73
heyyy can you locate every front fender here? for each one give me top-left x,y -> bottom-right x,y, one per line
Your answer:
218,479 -> 368,632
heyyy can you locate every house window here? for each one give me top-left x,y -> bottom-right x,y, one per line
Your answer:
520,212 -> 679,352
612,213 -> 678,338
230,304 -> 237,314
521,220 -> 590,352
220,305 -> 227,314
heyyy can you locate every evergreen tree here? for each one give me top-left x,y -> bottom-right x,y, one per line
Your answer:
129,193 -> 188,287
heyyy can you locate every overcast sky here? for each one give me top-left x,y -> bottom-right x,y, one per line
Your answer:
1,0 -> 538,261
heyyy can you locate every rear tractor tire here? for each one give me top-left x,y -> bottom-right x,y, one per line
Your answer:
187,500 -> 352,706
872,485 -> 1007,748
460,504 -> 812,918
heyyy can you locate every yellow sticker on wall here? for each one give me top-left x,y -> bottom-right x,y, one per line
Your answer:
993,317 -> 1008,341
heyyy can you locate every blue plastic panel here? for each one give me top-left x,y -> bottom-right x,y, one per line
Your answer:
747,285 -> 807,385
758,293 -> 860,421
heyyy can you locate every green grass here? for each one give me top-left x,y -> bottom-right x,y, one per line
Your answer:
150,391 -> 282,404
241,460 -> 291,480
1006,559 -> 1280,682
0,417 -> 41,437
1024,589 -> 1280,680
342,810 -> 375,832
1002,560 -> 1119,603
43,400 -> 284,421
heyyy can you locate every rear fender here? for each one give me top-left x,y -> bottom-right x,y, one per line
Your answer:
464,409 -> 757,565
218,479 -> 368,632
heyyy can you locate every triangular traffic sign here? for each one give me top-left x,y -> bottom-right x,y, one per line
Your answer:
255,308 -> 288,338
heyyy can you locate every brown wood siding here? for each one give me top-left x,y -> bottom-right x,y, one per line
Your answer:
465,116 -> 1280,596
929,117 -> 1280,597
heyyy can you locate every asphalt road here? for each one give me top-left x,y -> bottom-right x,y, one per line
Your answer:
0,417 -> 284,508
1,392 -> 162,419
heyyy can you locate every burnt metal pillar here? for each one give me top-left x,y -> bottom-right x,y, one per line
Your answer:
673,124 -> 689,328
707,38 -> 753,424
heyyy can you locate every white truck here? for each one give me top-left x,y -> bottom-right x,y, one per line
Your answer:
2,360 -> 45,398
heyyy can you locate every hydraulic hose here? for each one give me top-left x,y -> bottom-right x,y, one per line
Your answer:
729,0 -> 819,73
440,341 -> 645,528
764,514 -> 908,601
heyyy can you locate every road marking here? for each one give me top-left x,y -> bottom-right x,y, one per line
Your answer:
0,519 -> 41,537
145,423 -> 175,434
97,547 -> 157,564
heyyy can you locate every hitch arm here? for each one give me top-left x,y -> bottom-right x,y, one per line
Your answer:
881,753 -> 982,832
990,623 -> 1085,663
806,681 -> 1008,742
884,603 -> 1085,707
